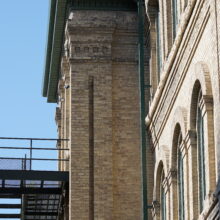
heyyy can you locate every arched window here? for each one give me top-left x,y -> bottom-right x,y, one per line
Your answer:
156,7 -> 162,81
196,89 -> 206,212
155,162 -> 167,219
189,67 -> 216,217
147,0 -> 164,96
160,170 -> 166,220
172,0 -> 179,40
177,133 -> 184,220
171,123 -> 185,220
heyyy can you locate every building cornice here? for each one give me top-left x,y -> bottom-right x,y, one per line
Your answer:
42,0 -> 137,103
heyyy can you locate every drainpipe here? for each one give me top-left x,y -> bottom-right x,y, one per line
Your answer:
137,0 -> 148,220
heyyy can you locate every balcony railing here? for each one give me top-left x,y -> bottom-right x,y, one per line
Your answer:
0,137 -> 69,220
0,137 -> 69,171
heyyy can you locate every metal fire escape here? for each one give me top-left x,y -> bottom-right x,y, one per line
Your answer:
0,137 -> 69,219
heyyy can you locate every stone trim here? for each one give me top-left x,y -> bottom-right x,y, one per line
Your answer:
146,0 -> 198,126
198,191 -> 217,219
146,0 -> 209,139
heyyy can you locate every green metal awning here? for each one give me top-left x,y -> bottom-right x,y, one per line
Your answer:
42,0 -> 137,103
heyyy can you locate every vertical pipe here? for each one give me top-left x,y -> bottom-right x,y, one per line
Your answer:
89,76 -> 94,220
137,1 -> 148,220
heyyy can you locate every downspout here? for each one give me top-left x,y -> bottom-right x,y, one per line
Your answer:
137,1 -> 148,220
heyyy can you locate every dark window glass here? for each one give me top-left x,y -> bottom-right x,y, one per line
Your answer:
172,0 -> 178,39
161,170 -> 166,220
197,91 -> 206,212
178,134 -> 185,220
156,9 -> 162,81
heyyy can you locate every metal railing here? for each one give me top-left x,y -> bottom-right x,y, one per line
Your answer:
0,137 -> 69,171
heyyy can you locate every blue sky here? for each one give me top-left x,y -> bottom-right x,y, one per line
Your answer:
0,1 -> 57,218
0,0 -> 57,138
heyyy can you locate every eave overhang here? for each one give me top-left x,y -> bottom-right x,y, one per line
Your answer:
42,0 -> 68,103
42,0 -> 137,103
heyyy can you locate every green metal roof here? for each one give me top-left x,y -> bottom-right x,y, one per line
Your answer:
42,0 -> 137,103
42,0 -> 68,103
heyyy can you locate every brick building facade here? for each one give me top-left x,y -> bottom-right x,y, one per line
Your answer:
43,0 -> 220,219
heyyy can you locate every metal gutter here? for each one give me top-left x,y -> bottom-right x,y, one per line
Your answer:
137,1 -> 148,219
42,0 -> 68,103
42,0 -> 57,98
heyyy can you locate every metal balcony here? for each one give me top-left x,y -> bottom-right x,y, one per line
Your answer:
0,137 -> 69,220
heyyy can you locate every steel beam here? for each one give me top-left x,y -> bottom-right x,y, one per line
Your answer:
0,194 -> 21,198
0,170 -> 69,181
0,187 -> 62,195
0,204 -> 21,209
25,212 -> 58,216
25,198 -> 60,201
0,214 -> 21,218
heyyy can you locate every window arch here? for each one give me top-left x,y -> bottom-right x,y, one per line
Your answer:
154,161 -> 167,220
189,71 -> 216,216
190,82 -> 207,213
189,82 -> 206,213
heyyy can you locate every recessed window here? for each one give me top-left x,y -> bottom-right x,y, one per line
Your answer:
178,134 -> 185,220
172,0 -> 179,40
197,90 -> 206,212
160,170 -> 166,220
156,8 -> 162,81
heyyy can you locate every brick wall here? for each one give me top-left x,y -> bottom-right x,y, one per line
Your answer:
57,10 -> 144,220
146,0 -> 220,219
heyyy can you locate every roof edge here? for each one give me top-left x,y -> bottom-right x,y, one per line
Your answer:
42,0 -> 57,98
42,0 -> 137,103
